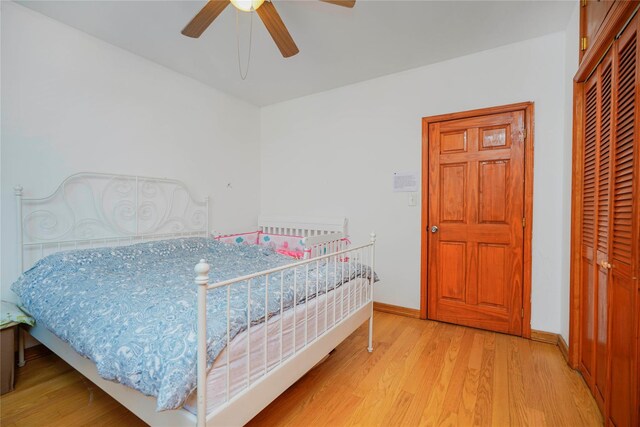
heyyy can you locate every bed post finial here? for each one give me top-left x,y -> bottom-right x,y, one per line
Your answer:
370,232 -> 376,243
195,259 -> 210,285
14,186 -> 23,197
194,259 -> 209,427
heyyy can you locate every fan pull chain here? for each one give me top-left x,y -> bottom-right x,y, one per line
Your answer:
236,9 -> 253,80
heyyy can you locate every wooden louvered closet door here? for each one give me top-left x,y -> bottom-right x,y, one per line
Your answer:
577,10 -> 639,427
579,51 -> 615,413
595,52 -> 613,410
579,69 -> 599,396
606,15 -> 638,427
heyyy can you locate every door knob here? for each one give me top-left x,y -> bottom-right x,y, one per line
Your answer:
431,225 -> 439,233
600,260 -> 612,269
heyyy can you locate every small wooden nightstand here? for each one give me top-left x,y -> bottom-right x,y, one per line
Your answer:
1,322 -> 19,394
1,301 -> 33,395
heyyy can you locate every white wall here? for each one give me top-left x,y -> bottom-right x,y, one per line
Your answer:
1,1 -> 578,336
0,3 -> 261,301
261,32 -> 570,334
560,4 -> 580,343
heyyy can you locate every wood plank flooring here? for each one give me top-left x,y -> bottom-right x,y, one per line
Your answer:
0,312 -> 602,426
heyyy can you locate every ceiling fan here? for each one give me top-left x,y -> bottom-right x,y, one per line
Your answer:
181,0 -> 355,58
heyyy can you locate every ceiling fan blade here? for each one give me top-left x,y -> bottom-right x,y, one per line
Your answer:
182,1 -> 230,38
256,1 -> 299,58
320,0 -> 356,8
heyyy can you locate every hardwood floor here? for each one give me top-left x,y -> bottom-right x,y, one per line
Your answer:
0,354 -> 146,427
0,312 -> 602,426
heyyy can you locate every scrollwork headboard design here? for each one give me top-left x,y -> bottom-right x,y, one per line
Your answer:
16,172 -> 209,271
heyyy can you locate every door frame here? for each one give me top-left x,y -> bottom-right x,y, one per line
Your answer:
568,1 -> 639,370
420,101 -> 535,339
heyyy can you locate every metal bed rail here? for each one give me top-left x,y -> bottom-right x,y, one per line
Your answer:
194,234 -> 376,426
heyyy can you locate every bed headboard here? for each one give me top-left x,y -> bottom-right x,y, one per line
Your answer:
257,215 -> 348,237
15,172 -> 209,272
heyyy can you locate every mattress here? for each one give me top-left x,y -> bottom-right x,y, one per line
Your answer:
183,277 -> 370,415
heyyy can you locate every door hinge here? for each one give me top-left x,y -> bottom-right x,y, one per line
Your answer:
522,217 -> 526,228
581,0 -> 587,7
581,37 -> 588,51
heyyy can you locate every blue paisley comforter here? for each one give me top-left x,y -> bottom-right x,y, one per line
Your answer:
11,237 -> 376,411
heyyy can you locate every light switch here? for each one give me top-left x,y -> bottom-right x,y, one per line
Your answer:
408,192 -> 417,206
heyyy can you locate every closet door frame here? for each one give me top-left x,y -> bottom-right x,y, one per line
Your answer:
569,1 -> 639,371
570,5 -> 639,426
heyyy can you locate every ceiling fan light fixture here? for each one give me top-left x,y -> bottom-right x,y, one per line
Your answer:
182,0 -> 353,56
230,0 -> 265,12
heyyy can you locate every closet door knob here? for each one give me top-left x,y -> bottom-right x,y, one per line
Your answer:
600,260 -> 612,269
431,226 -> 439,233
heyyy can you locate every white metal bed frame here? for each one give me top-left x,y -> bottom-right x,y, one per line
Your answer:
14,172 -> 375,427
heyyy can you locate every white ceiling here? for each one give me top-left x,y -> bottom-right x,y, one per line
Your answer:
18,0 -> 576,106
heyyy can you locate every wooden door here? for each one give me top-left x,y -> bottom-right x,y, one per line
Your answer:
606,14 -> 638,427
579,50 -> 615,412
574,9 -> 638,426
571,3 -> 639,425
580,72 -> 599,391
595,51 -> 613,410
427,110 -> 525,335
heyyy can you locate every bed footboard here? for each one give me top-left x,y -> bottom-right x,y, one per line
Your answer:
194,233 -> 376,427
